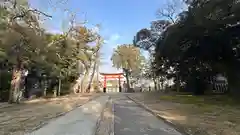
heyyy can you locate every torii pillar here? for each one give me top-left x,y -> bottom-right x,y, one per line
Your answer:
118,75 -> 122,92
100,73 -> 124,93
103,76 -> 106,93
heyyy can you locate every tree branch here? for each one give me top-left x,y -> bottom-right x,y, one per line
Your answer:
156,0 -> 184,24
12,9 -> 52,20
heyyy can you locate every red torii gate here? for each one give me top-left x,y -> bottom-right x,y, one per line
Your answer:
99,73 -> 124,93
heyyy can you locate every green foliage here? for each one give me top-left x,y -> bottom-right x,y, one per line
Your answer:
160,94 -> 240,106
0,70 -> 11,90
134,0 -> 240,94
111,44 -> 145,89
0,0 -> 103,99
111,44 -> 142,71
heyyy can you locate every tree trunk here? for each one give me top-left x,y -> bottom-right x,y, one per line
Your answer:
176,73 -> 180,92
125,72 -> 130,92
160,76 -> 164,90
157,77 -> 161,90
81,69 -> 89,93
96,57 -> 100,91
86,59 -> 97,93
9,40 -> 23,103
153,77 -> 157,91
58,77 -> 61,96
9,67 -> 23,103
72,77 -> 81,94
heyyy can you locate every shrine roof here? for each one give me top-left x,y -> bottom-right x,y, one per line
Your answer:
99,72 -> 123,75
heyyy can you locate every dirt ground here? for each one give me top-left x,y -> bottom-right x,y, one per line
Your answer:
129,92 -> 240,135
0,93 -> 100,135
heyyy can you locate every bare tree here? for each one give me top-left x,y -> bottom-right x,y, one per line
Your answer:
156,0 -> 186,24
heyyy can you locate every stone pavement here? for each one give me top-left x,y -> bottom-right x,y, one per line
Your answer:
15,93 -> 186,135
95,98 -> 114,135
26,95 -> 109,135
111,93 -> 183,135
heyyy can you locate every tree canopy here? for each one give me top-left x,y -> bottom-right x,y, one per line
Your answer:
111,44 -> 142,71
111,44 -> 144,90
0,0 -> 103,103
134,0 -> 240,95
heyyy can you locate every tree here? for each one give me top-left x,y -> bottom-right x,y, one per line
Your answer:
156,0 -> 186,23
86,35 -> 104,92
68,25 -> 103,93
0,0 -> 104,102
111,44 -> 142,91
158,0 -> 240,94
42,33 -> 80,95
134,0 -> 240,95
134,0 -> 186,93
0,0 -> 53,103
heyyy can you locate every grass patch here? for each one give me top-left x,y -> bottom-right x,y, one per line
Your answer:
160,94 -> 240,107
135,93 -> 240,135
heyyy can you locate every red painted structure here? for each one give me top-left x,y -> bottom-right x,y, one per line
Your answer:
99,73 -> 124,92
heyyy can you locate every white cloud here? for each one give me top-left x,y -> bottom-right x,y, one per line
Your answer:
46,29 -> 63,34
105,33 -> 120,44
110,33 -> 120,41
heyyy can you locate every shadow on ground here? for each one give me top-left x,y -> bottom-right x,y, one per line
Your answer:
0,93 -> 101,135
129,92 -> 240,135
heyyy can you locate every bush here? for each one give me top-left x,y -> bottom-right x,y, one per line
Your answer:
0,70 -> 11,101
0,70 -> 11,90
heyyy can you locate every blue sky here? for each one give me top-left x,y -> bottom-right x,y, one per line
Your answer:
29,0 -> 168,73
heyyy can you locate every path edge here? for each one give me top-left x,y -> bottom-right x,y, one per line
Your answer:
28,93 -> 103,133
94,95 -> 111,135
126,95 -> 190,135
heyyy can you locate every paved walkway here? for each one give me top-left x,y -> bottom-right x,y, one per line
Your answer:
112,94 -> 183,135
25,94 -> 183,135
26,95 -> 109,135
